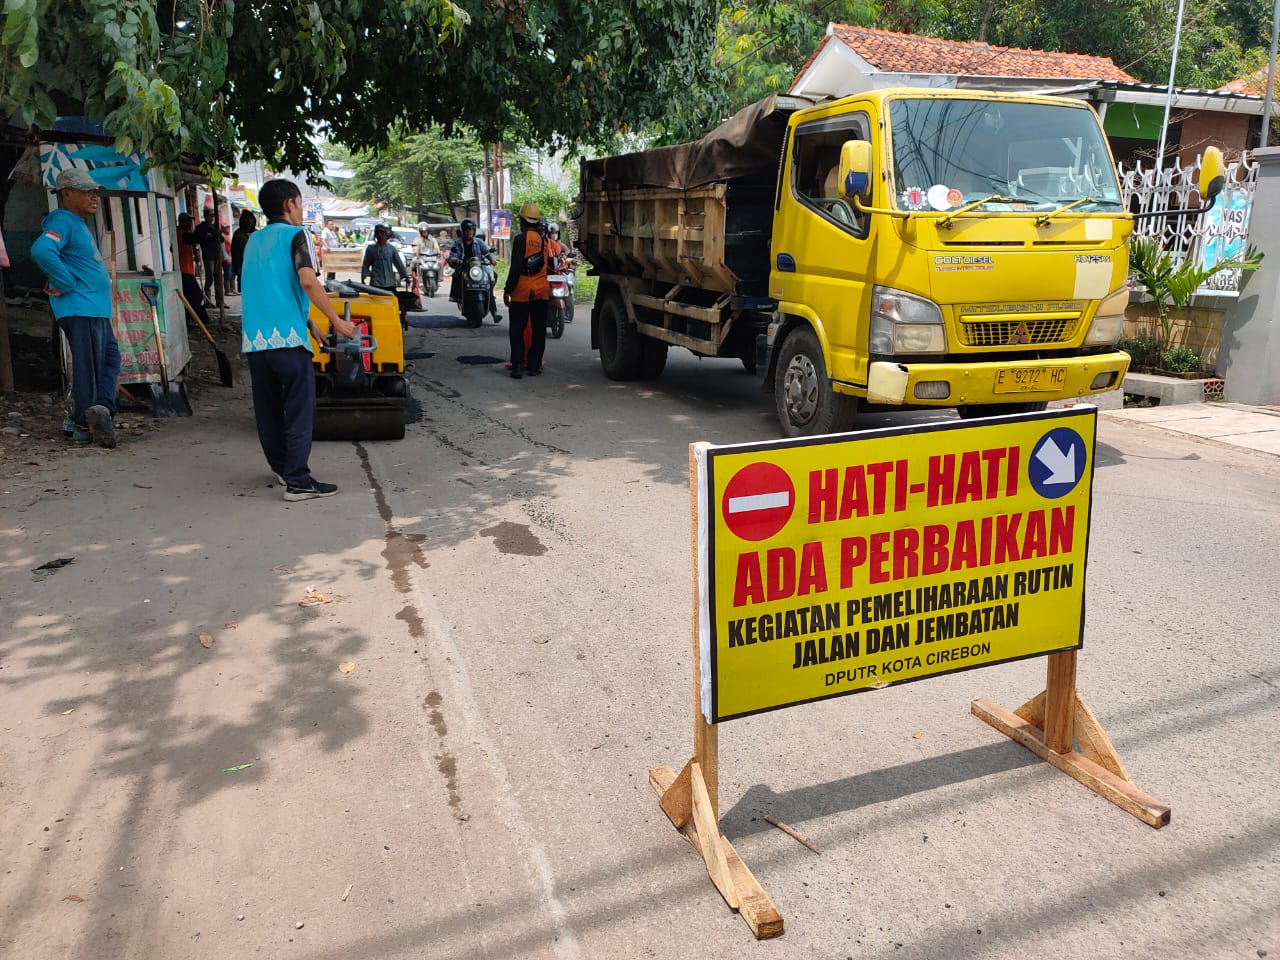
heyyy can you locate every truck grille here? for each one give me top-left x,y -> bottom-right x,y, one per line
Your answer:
959,316 -> 1079,347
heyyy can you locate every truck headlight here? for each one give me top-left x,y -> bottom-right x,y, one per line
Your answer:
1084,286 -> 1129,346
869,286 -> 946,355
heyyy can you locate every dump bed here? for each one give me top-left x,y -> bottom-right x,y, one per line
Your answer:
577,94 -> 822,297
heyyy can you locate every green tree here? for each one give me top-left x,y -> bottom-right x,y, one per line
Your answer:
335,128 -> 487,221
2,0 -> 720,176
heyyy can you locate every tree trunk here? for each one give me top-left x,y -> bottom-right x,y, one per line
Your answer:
437,164 -> 457,220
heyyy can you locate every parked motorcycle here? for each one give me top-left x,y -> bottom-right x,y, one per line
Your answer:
547,256 -> 577,339
458,255 -> 498,328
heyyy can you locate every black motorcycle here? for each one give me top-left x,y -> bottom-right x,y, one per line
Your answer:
457,255 -> 498,328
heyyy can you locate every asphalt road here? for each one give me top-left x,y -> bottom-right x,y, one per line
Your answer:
2,297 -> 1278,959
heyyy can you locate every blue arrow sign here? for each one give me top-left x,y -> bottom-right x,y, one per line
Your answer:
1029,426 -> 1087,499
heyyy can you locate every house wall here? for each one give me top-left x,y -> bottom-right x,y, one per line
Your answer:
1177,110 -> 1251,163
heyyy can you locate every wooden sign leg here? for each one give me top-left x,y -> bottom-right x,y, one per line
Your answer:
972,650 -> 1170,827
646,443 -> 783,940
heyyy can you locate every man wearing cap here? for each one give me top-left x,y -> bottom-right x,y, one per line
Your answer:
360,224 -> 409,294
30,169 -> 118,448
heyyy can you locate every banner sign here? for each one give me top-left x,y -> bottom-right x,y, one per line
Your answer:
40,142 -> 152,193
112,273 -> 191,385
696,408 -> 1096,722
489,208 -> 511,241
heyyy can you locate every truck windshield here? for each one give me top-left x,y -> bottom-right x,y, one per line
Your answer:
887,98 -> 1122,213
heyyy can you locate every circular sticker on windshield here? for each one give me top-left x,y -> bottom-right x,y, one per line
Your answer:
927,184 -> 952,211
903,187 -> 926,210
947,188 -> 964,207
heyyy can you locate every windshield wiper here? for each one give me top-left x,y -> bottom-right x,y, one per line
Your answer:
1033,197 -> 1119,226
937,195 -> 1019,228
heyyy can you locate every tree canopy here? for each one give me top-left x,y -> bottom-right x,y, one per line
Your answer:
659,0 -> 1278,143
1,0 -> 718,177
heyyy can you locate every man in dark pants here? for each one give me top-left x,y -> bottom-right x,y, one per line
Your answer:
190,208 -> 222,299
502,202 -> 549,378
176,212 -> 214,330
241,179 -> 356,501
30,168 -> 119,448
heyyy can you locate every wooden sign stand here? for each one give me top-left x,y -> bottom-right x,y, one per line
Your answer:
648,447 -> 784,939
651,441 -> 1169,940
972,649 -> 1171,827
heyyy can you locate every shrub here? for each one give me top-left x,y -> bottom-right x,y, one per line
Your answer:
1161,346 -> 1204,373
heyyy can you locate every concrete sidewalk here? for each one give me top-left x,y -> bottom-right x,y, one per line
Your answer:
1104,401 -> 1280,456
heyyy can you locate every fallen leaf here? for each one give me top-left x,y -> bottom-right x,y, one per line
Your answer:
912,730 -> 923,739
220,762 -> 254,773
62,894 -> 85,903
223,621 -> 239,630
300,589 -> 332,607
60,708 -> 74,716
198,632 -> 215,649
338,662 -> 355,674
532,636 -> 549,645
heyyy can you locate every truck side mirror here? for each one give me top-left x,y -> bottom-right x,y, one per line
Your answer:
1198,145 -> 1225,208
838,140 -> 873,200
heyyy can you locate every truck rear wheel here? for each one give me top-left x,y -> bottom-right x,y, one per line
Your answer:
774,326 -> 858,437
639,337 -> 668,378
598,292 -> 642,380
957,401 -> 1048,419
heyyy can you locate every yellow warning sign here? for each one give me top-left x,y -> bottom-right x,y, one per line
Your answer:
696,408 -> 1096,722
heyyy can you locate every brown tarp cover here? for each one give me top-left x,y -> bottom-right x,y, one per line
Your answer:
583,93 -> 828,191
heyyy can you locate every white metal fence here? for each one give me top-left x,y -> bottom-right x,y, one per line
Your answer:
1118,152 -> 1257,295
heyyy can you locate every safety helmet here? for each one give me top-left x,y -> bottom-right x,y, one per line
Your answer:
416,221 -> 428,231
461,218 -> 476,231
547,223 -> 560,237
518,201 -> 541,223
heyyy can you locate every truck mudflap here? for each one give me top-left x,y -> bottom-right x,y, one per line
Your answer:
865,352 -> 1130,406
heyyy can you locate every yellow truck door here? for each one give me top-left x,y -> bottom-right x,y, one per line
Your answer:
772,109 -> 877,388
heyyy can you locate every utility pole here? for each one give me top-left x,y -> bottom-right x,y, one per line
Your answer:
1263,0 -> 1280,146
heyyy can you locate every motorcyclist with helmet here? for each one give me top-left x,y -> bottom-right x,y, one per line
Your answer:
412,221 -> 438,260
502,202 -> 550,378
447,218 -> 501,322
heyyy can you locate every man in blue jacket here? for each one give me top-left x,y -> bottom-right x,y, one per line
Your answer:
242,179 -> 356,501
30,168 -> 118,448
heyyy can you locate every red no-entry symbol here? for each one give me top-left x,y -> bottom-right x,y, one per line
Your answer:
721,462 -> 796,542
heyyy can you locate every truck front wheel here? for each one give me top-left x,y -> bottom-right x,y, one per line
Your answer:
774,326 -> 858,437
598,292 -> 642,380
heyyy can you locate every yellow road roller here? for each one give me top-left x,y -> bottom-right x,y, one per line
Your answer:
307,281 -> 411,441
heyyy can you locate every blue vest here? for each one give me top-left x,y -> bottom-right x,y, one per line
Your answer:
241,221 -> 311,353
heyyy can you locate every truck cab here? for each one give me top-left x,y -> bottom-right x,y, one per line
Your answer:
767,89 -> 1132,435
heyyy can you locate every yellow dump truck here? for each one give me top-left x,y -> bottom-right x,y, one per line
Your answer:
578,89 -> 1222,436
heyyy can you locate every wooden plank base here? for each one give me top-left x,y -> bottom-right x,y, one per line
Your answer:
649,765 -> 784,939
972,698 -> 1171,828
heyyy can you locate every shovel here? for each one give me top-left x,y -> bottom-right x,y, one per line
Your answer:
175,288 -> 233,387
138,281 -> 193,417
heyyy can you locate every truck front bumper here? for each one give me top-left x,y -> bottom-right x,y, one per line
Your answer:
863,352 -> 1130,406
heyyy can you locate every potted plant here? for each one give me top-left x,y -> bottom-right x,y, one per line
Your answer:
1125,235 -> 1262,374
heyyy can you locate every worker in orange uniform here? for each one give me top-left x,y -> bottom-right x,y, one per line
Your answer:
502,202 -> 550,379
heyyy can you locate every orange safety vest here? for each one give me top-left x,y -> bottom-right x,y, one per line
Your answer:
512,228 -> 549,301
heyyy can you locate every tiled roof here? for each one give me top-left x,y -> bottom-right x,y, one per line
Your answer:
1219,68 -> 1270,96
822,24 -> 1136,83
